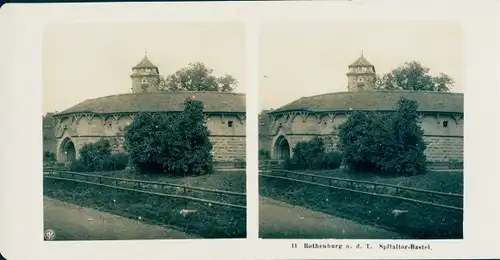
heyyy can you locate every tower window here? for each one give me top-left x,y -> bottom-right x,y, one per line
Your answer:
141,79 -> 148,84
228,121 -> 233,127
443,121 -> 449,127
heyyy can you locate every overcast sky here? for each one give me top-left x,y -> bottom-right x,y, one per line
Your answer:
43,22 -> 245,114
259,21 -> 464,111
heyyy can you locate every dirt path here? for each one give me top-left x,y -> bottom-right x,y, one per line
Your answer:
43,197 -> 196,240
259,197 -> 405,239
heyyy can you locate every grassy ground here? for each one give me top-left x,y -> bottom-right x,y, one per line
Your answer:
91,170 -> 246,193
302,169 -> 463,194
44,170 -> 246,239
259,168 -> 463,239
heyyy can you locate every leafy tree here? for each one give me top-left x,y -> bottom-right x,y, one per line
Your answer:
157,62 -> 237,92
176,99 -> 214,174
43,150 -> 56,162
338,98 -> 427,175
124,98 -> 213,175
375,61 -> 454,92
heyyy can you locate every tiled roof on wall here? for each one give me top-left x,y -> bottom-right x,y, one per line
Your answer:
54,91 -> 246,116
271,91 -> 463,114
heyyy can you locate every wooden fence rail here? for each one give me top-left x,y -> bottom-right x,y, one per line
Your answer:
273,169 -> 462,198
259,168 -> 463,212
44,169 -> 246,210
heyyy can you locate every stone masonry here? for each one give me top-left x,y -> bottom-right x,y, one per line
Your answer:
210,136 -> 246,162
55,113 -> 246,163
423,136 -> 463,162
273,133 -> 463,164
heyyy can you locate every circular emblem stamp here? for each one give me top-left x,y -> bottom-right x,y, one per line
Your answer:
44,229 -> 56,241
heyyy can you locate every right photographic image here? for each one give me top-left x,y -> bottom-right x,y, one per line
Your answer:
258,21 -> 464,240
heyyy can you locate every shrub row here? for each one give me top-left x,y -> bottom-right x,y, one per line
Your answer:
43,150 -> 56,162
69,139 -> 128,172
284,137 -> 342,171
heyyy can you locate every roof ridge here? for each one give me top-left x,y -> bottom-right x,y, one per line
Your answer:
54,91 -> 246,116
271,91 -> 463,114
74,91 -> 246,106
304,90 -> 463,99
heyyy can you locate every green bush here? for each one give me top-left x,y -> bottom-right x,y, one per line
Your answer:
68,139 -> 128,172
291,137 -> 326,170
284,137 -> 342,171
320,151 -> 343,170
259,149 -> 270,160
105,153 -> 129,171
124,99 -> 214,175
338,98 -> 427,175
69,139 -> 112,172
43,150 -> 56,162
283,157 -> 296,170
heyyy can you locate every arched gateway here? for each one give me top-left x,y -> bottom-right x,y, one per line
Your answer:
60,137 -> 76,163
274,135 -> 291,160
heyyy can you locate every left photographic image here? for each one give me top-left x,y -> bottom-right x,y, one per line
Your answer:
42,22 -> 247,240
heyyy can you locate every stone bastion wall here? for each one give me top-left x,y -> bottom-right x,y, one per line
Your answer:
55,113 -> 246,163
268,112 -> 464,163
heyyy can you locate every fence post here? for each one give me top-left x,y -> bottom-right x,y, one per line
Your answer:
99,177 -> 102,184
183,187 -> 187,209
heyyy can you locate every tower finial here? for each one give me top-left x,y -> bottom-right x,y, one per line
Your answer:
361,50 -> 364,57
145,49 -> 148,57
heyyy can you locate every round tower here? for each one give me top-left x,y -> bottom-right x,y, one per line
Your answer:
130,53 -> 160,93
346,52 -> 376,92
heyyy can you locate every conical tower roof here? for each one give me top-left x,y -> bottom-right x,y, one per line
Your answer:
133,55 -> 158,69
348,52 -> 374,67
